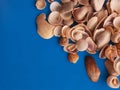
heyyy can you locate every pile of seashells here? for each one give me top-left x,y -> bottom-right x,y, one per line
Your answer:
35,0 -> 120,88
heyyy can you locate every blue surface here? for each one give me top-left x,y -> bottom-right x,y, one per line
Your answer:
0,0 -> 120,90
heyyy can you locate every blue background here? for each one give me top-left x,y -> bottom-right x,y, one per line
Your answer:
0,0 -> 119,90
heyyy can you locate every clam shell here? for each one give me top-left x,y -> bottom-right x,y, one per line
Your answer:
36,14 -> 55,39
111,32 -> 120,43
91,0 -> 105,11
48,11 -> 62,26
113,16 -> 120,31
50,1 -> 61,12
53,26 -> 62,37
76,39 -> 88,51
36,0 -> 46,10
113,58 -> 120,75
107,75 -> 120,89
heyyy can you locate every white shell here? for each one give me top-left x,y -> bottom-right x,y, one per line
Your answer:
50,1 -> 61,12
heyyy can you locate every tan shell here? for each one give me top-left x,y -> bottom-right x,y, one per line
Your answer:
36,14 -> 55,39
64,43 -> 78,54
76,39 -> 88,51
59,37 -> 69,46
60,12 -> 72,20
63,18 -> 74,26
107,75 -> 120,89
105,45 -> 117,62
78,0 -> 89,5
87,16 -> 98,33
105,60 -> 118,76
91,0 -> 105,11
50,1 -> 61,12
99,44 -> 108,59
116,43 -> 120,57
61,25 -> 70,38
103,12 -> 117,27
68,53 -> 79,64
36,0 -> 46,10
53,26 -> 62,37
86,37 -> 97,54
113,16 -> 120,31
111,32 -> 120,43
110,0 -> 120,14
113,58 -> 120,75
48,11 -> 62,26
94,28 -> 111,49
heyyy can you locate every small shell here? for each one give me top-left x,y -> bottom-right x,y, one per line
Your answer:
113,58 -> 120,75
76,39 -> 88,51
59,37 -> 69,46
68,53 -> 79,64
110,0 -> 120,14
36,14 -> 55,39
111,32 -> 120,43
86,37 -> 97,54
50,1 -> 61,12
87,16 -> 98,33
113,16 -> 120,31
116,43 -> 120,57
48,11 -> 62,26
63,18 -> 74,26
99,44 -> 108,59
64,43 -> 78,54
36,0 -> 46,10
103,12 -> 117,27
60,12 -> 72,20
61,25 -> 70,38
91,0 -> 105,11
53,26 -> 62,37
107,75 -> 120,89
78,0 -> 89,5
105,60 -> 119,76
105,45 -> 117,62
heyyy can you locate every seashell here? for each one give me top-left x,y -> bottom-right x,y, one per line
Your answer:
64,43 -> 78,53
53,26 -> 62,37
48,11 -> 62,26
107,75 -> 120,89
76,39 -> 88,51
87,16 -> 98,33
105,60 -> 119,76
68,53 -> 79,64
63,18 -> 74,26
60,11 -> 72,20
99,44 -> 108,59
86,37 -> 97,54
113,16 -> 120,31
36,0 -> 46,10
61,25 -> 70,38
36,14 -> 55,39
60,1 -> 74,14
111,32 -> 120,43
94,28 -> 111,49
110,0 -> 120,14
103,12 -> 117,27
78,0 -> 89,5
91,0 -> 105,11
48,0 -> 54,3
59,37 -> 69,46
105,45 -> 117,62
61,0 -> 71,3
113,58 -> 120,75
116,42 -> 120,58
50,1 -> 61,12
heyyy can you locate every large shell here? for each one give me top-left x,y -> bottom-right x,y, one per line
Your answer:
113,58 -> 120,75
105,60 -> 119,76
107,75 -> 120,89
50,1 -> 61,12
48,11 -> 62,26
110,0 -> 120,14
111,32 -> 120,43
86,37 -> 97,54
76,39 -> 88,51
36,0 -> 46,10
113,16 -> 120,31
116,42 -> 120,58
91,0 -> 105,11
36,14 -> 55,39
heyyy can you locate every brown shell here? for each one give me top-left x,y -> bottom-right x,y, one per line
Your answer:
113,16 -> 120,31
63,18 -> 74,26
59,37 -> 69,46
68,53 -> 79,64
78,0 -> 89,5
116,42 -> 120,57
60,11 -> 72,20
111,32 -> 120,43
36,0 -> 46,10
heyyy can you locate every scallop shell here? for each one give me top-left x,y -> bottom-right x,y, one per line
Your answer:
111,32 -> 120,43
53,26 -> 62,37
107,75 -> 120,89
36,14 -> 55,39
36,0 -> 46,10
113,58 -> 120,75
48,11 -> 62,26
50,1 -> 61,12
